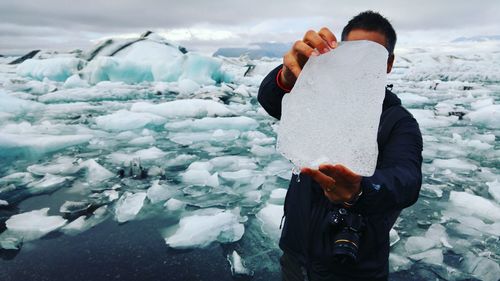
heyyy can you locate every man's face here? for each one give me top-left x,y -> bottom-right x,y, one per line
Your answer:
345,29 -> 394,74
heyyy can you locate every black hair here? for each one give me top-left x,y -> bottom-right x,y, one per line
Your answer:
341,11 -> 397,55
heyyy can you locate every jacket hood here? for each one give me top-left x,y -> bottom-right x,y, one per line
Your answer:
383,89 -> 402,111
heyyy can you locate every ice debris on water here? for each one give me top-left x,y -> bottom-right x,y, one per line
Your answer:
277,40 -> 387,176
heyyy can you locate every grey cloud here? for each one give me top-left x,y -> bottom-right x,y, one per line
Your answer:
1,0 -> 499,54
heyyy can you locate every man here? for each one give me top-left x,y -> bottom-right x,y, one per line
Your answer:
257,11 -> 423,281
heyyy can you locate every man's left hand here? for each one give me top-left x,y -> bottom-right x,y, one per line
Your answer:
301,164 -> 362,203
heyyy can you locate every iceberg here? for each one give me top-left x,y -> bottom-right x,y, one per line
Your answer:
277,40 -> 388,175
17,57 -> 85,82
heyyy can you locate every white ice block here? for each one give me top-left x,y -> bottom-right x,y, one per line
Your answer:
277,40 -> 388,176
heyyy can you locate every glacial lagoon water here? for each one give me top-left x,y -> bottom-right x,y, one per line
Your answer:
0,36 -> 499,281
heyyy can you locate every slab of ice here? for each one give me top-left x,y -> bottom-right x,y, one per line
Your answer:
95,110 -> 166,131
6,208 -> 67,240
165,208 -> 244,248
130,99 -> 233,118
277,40 -> 387,175
114,192 -> 147,223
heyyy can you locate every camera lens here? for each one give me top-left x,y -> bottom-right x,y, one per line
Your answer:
332,227 -> 360,263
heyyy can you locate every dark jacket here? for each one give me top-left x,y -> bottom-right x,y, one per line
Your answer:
258,65 -> 423,280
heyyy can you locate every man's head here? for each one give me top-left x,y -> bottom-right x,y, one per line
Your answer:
341,11 -> 397,73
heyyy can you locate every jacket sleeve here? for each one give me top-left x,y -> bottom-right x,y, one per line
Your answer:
352,116 -> 423,215
257,64 -> 288,120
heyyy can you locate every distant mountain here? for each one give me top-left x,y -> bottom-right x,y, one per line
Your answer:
452,35 -> 500,43
213,42 -> 290,59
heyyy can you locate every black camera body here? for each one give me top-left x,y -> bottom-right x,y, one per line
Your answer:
324,206 -> 365,264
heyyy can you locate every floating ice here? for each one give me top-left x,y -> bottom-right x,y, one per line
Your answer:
17,57 -> 85,81
256,203 -> 283,240
80,159 -> 115,183
0,236 -> 22,250
466,104 -> 499,129
397,92 -> 430,107
27,156 -> 81,176
487,180 -> 500,203
404,236 -> 438,255
61,206 -> 108,235
0,132 -> 92,157
227,250 -> 253,276
130,99 -> 233,118
408,248 -> 443,265
449,191 -> 500,221
146,180 -> 178,204
63,74 -> 90,89
389,253 -> 412,273
431,158 -> 477,173
462,254 -> 500,281
5,208 -> 67,240
59,201 -> 92,218
95,110 -> 166,131
164,198 -> 186,211
165,208 -> 245,249
27,174 -> 72,194
389,228 -> 400,247
277,40 -> 387,175
0,199 -> 9,206
108,146 -> 166,164
165,116 -> 259,131
114,192 -> 147,223
0,90 -> 44,115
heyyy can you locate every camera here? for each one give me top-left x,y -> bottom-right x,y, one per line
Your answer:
324,206 -> 364,264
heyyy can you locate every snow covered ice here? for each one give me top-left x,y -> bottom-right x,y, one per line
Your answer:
277,40 -> 388,175
1,32 -> 500,280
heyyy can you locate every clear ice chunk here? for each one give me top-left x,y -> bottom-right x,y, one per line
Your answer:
277,40 -> 388,176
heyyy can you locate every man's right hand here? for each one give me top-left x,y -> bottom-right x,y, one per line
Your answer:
279,27 -> 338,90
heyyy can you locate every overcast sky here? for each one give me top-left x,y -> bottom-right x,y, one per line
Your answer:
1,0 -> 499,55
